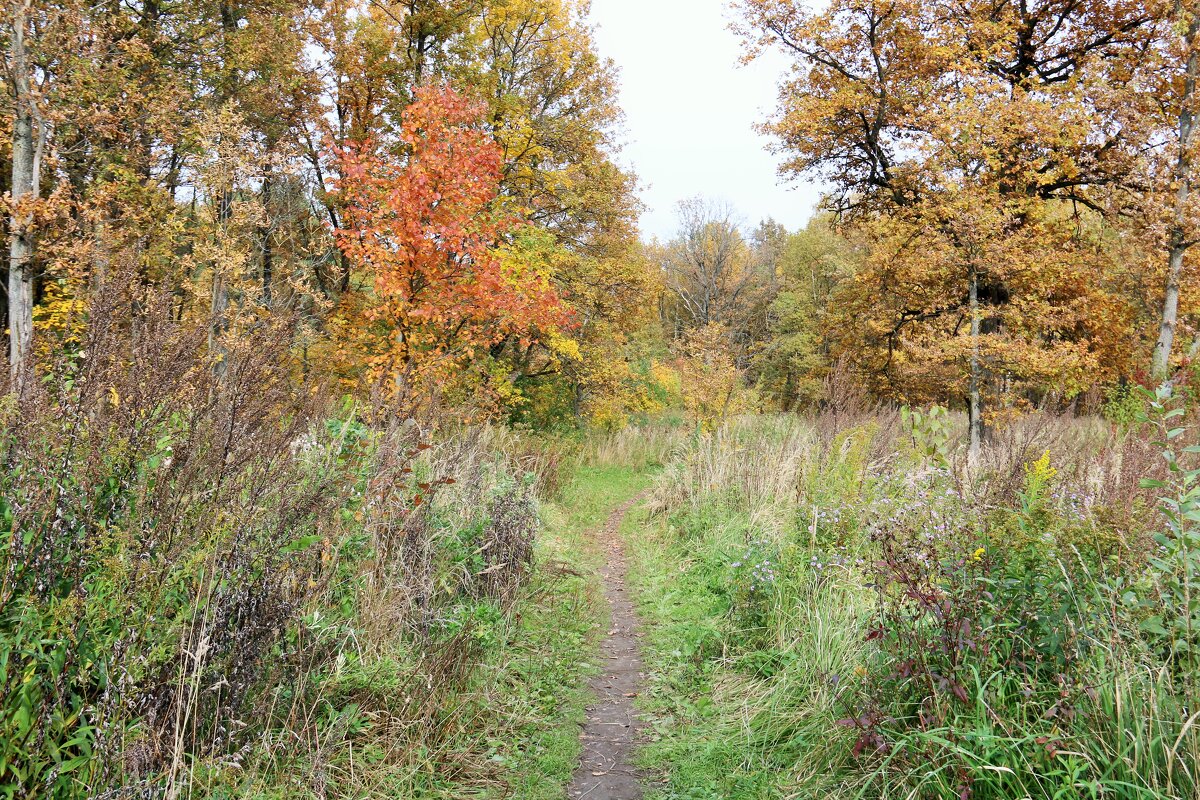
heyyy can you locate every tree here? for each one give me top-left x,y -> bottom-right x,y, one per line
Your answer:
302,0 -> 648,421
469,0 -> 650,420
738,0 -> 1155,457
828,198 -> 1139,425
335,85 -> 572,412
658,198 -> 770,341
1148,0 -> 1200,378
674,322 -> 747,431
754,217 -> 861,408
3,1 -> 54,383
476,0 -> 636,251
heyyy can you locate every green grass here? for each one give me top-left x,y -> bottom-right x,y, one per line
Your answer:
475,464 -> 657,799
210,464 -> 656,800
368,464 -> 659,799
618,413 -> 1200,800
181,415 -> 1198,800
624,502 -> 874,800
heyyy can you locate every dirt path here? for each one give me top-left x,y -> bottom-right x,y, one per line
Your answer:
567,494 -> 649,800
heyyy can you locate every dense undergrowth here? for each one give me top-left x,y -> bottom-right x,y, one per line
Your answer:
0,288 -> 661,800
630,397 -> 1200,799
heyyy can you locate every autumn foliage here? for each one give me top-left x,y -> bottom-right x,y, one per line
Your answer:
335,86 -> 572,412
8,2 -> 1200,799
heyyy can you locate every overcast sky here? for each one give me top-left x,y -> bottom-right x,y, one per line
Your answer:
586,0 -> 823,241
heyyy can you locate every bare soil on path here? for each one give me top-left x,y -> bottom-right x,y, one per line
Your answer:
566,494 -> 649,800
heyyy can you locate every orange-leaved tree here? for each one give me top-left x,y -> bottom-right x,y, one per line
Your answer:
335,84 -> 573,413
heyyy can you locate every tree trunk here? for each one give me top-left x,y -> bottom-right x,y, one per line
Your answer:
1157,244 -> 1188,380
573,381 -> 584,418
1153,13 -> 1199,380
91,210 -> 111,293
968,266 -> 983,466
210,190 -> 232,379
259,171 -> 273,307
8,3 -> 35,386
209,3 -> 238,378
339,250 -> 351,294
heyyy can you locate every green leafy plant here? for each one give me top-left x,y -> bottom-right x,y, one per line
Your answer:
901,405 -> 952,467
1136,385 -> 1200,700
1103,383 -> 1145,427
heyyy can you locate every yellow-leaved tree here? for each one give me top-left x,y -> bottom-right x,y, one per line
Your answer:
738,0 -> 1156,458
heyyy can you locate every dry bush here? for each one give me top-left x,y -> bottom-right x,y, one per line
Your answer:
811,363 -> 903,468
580,421 -> 689,470
0,279 -> 356,792
649,415 -> 817,514
946,410 -> 1165,556
0,278 -> 544,799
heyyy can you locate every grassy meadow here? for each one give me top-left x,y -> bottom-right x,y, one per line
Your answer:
9,1 -> 1200,798
626,405 -> 1200,800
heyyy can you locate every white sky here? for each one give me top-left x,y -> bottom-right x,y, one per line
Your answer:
586,0 -> 824,241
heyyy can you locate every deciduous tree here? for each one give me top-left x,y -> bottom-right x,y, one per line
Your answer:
738,0 -> 1155,455
335,85 -> 571,412
1141,0 -> 1200,378
658,198 -> 770,342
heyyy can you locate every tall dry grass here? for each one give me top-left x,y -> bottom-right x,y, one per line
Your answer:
578,420 -> 688,471
638,397 -> 1193,800
648,416 -> 817,514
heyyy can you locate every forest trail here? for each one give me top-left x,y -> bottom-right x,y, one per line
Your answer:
567,492 -> 650,800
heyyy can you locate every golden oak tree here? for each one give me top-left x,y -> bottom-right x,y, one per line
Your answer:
1127,0 -> 1200,378
739,0 -> 1156,454
828,198 -> 1140,415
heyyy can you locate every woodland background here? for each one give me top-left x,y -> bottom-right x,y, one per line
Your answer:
4,0 -> 1199,433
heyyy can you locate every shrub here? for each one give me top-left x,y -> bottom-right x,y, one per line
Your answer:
0,284 -> 546,799
844,447 -> 1195,799
901,404 -> 953,467
1137,386 -> 1200,703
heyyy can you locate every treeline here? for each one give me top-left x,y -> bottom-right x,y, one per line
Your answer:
643,0 -> 1200,443
1,0 -> 657,422
5,0 -> 1200,434
651,200 -> 855,418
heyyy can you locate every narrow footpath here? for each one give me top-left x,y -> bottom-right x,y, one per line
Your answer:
566,494 -> 649,800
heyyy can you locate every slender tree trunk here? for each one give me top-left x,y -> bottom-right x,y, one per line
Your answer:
210,190 -> 231,378
968,265 -> 983,466
259,171 -> 273,307
339,250 -> 351,294
1154,13 -> 1199,380
1157,243 -> 1188,379
8,3 -> 35,386
1188,332 -> 1200,359
573,381 -> 584,418
261,233 -> 273,307
91,211 -> 111,293
209,3 -> 238,378
323,197 -> 351,294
